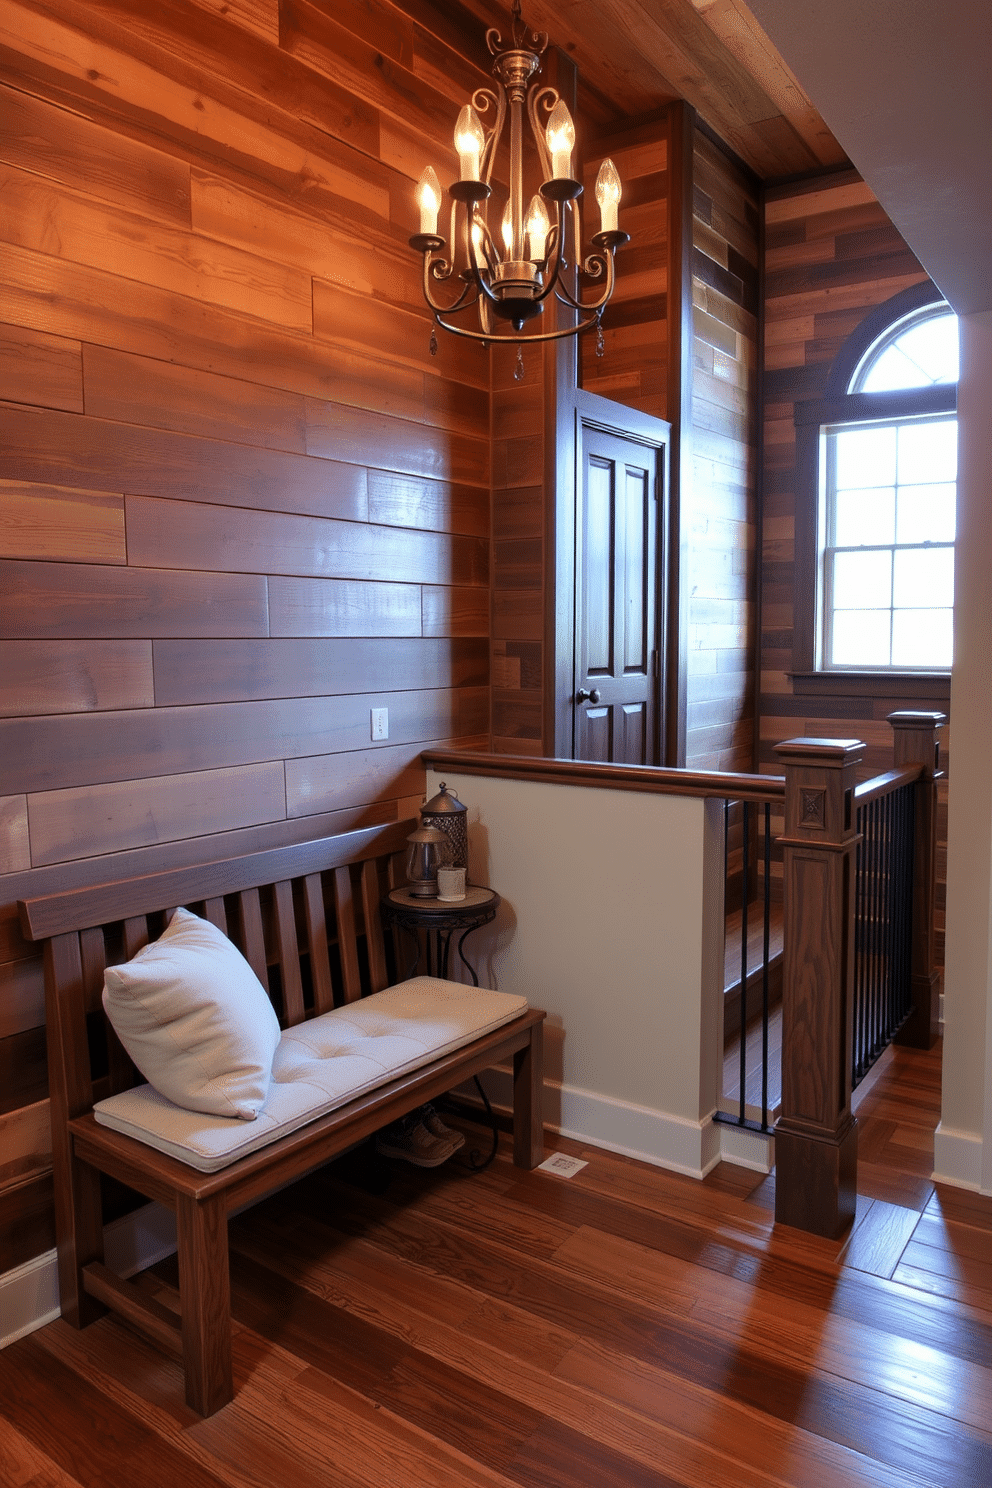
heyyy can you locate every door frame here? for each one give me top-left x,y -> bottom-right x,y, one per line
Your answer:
548,385 -> 672,762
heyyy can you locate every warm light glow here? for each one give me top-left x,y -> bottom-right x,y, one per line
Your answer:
416,167 -> 442,235
545,99 -> 575,180
470,217 -> 488,270
525,194 -> 550,262
454,105 -> 485,181
501,200 -> 514,255
595,158 -> 622,233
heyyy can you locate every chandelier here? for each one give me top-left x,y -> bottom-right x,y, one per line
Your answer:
408,0 -> 628,360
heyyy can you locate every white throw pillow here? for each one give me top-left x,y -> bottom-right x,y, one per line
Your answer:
102,907 -> 281,1121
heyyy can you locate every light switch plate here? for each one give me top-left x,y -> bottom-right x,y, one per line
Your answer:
371,707 -> 389,741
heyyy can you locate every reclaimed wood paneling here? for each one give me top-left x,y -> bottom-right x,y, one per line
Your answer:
687,127 -> 759,771
581,126 -> 669,419
758,170 -> 947,948
0,481 -> 125,564
0,325 -> 83,413
0,0 -> 494,1270
0,640 -> 153,717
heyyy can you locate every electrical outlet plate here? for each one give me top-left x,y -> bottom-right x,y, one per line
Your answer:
370,707 -> 388,741
536,1153 -> 588,1179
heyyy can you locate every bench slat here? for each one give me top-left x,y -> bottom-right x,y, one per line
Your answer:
237,888 -> 268,990
202,897 -> 227,934
334,866 -> 362,1005
272,879 -> 305,1027
361,859 -> 389,994
304,872 -> 335,1014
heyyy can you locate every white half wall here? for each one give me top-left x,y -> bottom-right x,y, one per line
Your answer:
427,769 -> 727,1177
936,309 -> 992,1195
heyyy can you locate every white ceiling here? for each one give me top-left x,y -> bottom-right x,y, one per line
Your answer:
745,0 -> 992,316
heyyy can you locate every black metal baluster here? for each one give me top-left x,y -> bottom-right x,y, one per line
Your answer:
738,802 -> 750,1125
761,801 -> 771,1129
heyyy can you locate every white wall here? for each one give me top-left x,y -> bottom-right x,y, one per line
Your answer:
936,309 -> 992,1193
427,768 -> 729,1176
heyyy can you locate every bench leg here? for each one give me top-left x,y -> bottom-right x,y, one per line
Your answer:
512,1021 -> 544,1169
176,1194 -> 233,1416
55,1151 -> 106,1329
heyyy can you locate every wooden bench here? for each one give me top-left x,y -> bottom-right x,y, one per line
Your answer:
19,819 -> 545,1416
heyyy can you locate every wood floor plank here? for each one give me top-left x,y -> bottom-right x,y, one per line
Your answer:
0,1335 -> 232,1488
14,1042 -> 989,1488
842,1199 -> 922,1278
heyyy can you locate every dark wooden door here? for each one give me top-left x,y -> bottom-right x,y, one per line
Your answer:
574,424 -> 662,764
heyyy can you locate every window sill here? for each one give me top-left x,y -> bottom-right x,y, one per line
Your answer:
789,671 -> 951,701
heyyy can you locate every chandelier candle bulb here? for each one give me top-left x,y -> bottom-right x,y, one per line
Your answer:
595,158 -> 622,234
455,105 -> 485,181
417,167 -> 442,236
501,199 -> 514,255
545,99 -> 575,180
526,194 -> 550,261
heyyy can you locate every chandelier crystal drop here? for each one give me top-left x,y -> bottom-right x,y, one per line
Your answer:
408,0 -> 629,347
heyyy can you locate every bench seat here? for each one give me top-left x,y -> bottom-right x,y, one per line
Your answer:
94,976 -> 528,1172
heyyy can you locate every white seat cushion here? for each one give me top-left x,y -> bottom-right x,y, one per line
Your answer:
93,977 -> 528,1172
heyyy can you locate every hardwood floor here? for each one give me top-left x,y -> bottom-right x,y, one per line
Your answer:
2,1041 -> 991,1487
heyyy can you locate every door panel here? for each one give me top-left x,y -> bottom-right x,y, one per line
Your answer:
574,424 -> 661,765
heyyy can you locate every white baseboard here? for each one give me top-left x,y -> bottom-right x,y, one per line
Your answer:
933,1122 -> 987,1193
0,1203 -> 177,1351
467,1068 -> 723,1179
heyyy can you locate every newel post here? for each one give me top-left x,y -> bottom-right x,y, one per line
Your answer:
889,710 -> 945,1050
773,737 -> 865,1238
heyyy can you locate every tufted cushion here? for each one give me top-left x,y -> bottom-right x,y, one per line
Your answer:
101,907 -> 281,1121
93,977 -> 528,1171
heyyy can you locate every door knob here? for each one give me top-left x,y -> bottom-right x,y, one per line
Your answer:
575,687 -> 602,704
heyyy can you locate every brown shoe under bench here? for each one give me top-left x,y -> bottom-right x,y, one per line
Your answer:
19,819 -> 545,1417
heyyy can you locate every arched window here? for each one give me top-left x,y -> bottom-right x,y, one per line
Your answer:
793,282 -> 958,677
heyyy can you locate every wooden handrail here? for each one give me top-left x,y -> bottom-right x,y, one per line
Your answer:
853,764 -> 923,806
422,749 -> 785,804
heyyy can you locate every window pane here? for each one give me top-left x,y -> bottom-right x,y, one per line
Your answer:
897,419 -> 957,484
893,547 -> 954,609
830,609 -> 891,666
832,549 -> 892,609
892,609 -> 953,668
834,486 -> 895,546
859,314 -> 959,391
896,483 -> 956,544
834,425 -> 897,488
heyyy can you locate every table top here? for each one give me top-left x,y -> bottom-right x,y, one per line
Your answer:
383,885 -> 499,917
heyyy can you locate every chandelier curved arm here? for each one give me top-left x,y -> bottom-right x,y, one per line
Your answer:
527,85 -> 558,181
552,245 -> 619,315
418,250 -> 480,319
472,87 -> 504,186
431,306 -> 604,345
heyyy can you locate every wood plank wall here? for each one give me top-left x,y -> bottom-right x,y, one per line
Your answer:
759,169 -> 948,950
686,127 -> 759,771
0,0 -> 497,1275
490,341 -> 546,755
580,122 -> 669,420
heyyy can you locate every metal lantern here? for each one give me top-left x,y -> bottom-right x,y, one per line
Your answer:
420,782 -> 468,869
404,823 -> 447,897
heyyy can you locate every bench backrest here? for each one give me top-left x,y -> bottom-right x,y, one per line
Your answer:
18,820 -> 415,1119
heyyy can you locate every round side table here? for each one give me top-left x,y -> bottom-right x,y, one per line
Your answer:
380,884 -> 503,1170
381,885 -> 499,986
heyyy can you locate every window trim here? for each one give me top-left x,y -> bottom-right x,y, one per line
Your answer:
790,282 -> 956,689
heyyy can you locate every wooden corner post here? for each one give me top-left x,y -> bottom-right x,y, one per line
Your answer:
773,737 -> 865,1238
888,710 -> 945,1050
